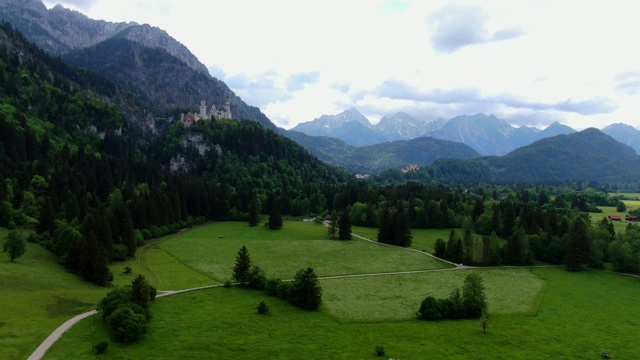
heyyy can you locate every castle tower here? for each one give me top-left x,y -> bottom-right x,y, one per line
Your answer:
199,100 -> 207,119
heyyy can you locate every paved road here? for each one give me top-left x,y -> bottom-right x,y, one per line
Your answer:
27,310 -> 97,360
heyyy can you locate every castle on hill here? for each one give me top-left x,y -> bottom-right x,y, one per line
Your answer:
181,99 -> 232,127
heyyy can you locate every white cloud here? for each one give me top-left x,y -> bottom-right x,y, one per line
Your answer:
46,0 -> 640,130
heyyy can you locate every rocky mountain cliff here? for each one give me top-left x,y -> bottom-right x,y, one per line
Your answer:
63,37 -> 276,130
0,0 -> 209,76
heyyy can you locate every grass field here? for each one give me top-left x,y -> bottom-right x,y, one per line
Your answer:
321,268 -> 544,322
0,229 -> 107,360
43,268 -> 640,360
152,221 -> 451,288
8,220 -> 640,359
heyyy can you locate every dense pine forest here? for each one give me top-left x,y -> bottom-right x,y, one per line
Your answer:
3,20 -> 640,291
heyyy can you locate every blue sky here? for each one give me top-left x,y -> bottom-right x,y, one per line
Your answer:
44,0 -> 640,130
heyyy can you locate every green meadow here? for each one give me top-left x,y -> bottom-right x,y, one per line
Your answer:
43,268 -> 640,360
4,221 -> 640,359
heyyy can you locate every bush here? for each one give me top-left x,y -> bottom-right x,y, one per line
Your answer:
106,303 -> 148,343
264,278 -> 282,296
275,282 -> 291,299
224,280 -> 232,288
93,339 -> 109,354
375,345 -> 385,357
248,266 -> 267,290
124,266 -> 132,274
417,296 -> 441,320
257,300 -> 269,315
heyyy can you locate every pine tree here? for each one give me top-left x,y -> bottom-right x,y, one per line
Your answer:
130,274 -> 151,310
232,245 -> 252,285
289,267 -> 322,310
37,197 -> 57,235
248,192 -> 260,227
393,206 -> 412,247
565,218 -> 591,271
268,205 -> 283,230
377,206 -> 391,244
338,208 -> 352,240
327,211 -> 338,239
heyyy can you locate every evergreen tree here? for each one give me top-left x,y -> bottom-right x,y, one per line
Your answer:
565,218 -> 591,271
130,274 -> 151,310
377,206 -> 391,244
289,267 -> 322,310
268,205 -> 283,230
338,208 -> 352,240
3,230 -> 26,262
232,245 -> 252,285
37,197 -> 57,235
327,210 -> 338,239
393,206 -> 412,247
248,192 -> 260,227
433,238 -> 446,258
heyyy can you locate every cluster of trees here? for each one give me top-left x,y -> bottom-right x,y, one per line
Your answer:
377,205 -> 412,247
327,209 -> 352,240
232,246 -> 322,310
417,273 -> 487,320
97,275 -> 156,343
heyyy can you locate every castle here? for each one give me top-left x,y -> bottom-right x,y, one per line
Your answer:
180,98 -> 232,127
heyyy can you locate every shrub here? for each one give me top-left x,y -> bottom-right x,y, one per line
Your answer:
417,296 -> 441,320
375,345 -> 385,357
248,266 -> 267,290
106,303 -> 148,343
93,339 -> 109,354
257,300 -> 269,315
275,282 -> 291,299
224,280 -> 232,288
264,278 -> 282,296
124,266 -> 132,274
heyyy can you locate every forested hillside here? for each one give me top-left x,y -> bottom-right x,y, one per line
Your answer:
0,23 -> 349,285
284,130 -> 480,173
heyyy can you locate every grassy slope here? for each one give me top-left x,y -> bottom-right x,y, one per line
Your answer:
43,268 -> 640,360
0,230 -> 106,360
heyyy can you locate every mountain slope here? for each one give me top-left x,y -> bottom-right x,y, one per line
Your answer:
283,130 -> 480,173
602,123 -> 640,154
63,37 -> 276,130
291,108 -> 404,146
427,114 -> 516,155
0,0 -> 209,75
374,112 -> 446,139
482,128 -> 640,182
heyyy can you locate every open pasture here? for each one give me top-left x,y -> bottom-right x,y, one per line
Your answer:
154,221 -> 452,284
591,206 -> 629,234
43,268 -> 640,360
321,268 -> 545,322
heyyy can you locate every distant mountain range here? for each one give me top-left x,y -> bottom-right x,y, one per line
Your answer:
290,109 -> 640,157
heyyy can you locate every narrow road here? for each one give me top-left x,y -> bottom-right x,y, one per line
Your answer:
27,310 -> 97,360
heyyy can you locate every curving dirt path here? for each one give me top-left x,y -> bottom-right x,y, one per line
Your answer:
24,231 -> 487,359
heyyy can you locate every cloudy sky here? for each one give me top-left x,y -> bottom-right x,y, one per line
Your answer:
43,0 -> 640,130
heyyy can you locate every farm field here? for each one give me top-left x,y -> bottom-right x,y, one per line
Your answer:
43,268 -> 640,359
